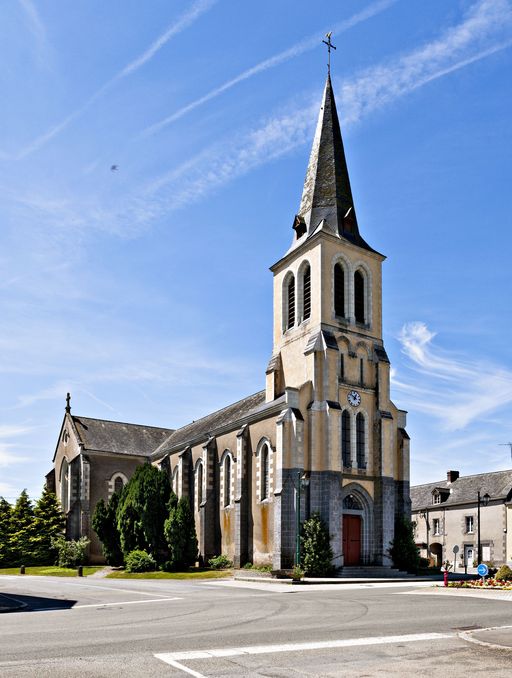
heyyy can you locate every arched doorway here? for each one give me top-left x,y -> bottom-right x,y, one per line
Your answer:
341,484 -> 374,566
430,542 -> 443,567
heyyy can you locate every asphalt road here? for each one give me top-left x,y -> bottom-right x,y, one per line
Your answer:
1,576 -> 511,677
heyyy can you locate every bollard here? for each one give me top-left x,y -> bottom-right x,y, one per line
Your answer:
20,565 -> 25,575
77,565 -> 83,577
443,570 -> 449,587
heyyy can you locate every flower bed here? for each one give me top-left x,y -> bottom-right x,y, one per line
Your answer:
448,578 -> 512,590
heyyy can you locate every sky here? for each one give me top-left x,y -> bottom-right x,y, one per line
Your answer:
1,0 -> 512,501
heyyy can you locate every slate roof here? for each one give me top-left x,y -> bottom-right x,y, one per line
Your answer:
153,390 -> 276,457
72,416 -> 174,457
296,74 -> 374,252
411,469 -> 512,510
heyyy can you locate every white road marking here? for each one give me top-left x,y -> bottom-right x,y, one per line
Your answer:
155,631 -> 454,674
74,596 -> 182,608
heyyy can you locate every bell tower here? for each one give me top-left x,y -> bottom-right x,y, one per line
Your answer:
266,64 -> 410,568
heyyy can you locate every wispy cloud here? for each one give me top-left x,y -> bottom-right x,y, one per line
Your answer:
18,0 -> 50,68
141,0 -> 398,136
16,0 -> 217,158
0,425 -> 32,467
395,321 -> 512,430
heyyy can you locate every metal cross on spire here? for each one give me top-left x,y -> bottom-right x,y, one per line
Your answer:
322,32 -> 336,74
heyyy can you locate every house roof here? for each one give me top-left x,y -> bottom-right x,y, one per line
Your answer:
153,390 -> 274,457
71,415 -> 174,457
411,469 -> 512,510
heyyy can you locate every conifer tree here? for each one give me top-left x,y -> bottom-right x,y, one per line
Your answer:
389,516 -> 420,573
9,489 -> 35,565
0,497 -> 13,567
31,486 -> 65,565
164,497 -> 198,570
92,491 -> 124,566
301,513 -> 334,576
116,464 -> 171,561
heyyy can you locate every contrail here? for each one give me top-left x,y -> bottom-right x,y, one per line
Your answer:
141,0 -> 399,136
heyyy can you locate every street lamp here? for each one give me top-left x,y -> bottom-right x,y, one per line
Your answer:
477,491 -> 490,565
294,471 -> 310,566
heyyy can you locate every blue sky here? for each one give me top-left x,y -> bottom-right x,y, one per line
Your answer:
1,0 -> 512,501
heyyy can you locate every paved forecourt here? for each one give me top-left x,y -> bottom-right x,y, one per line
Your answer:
1,576 -> 512,676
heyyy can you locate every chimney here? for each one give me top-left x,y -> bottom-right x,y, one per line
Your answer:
447,470 -> 459,483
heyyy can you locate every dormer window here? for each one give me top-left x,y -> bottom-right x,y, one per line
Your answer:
432,488 -> 449,505
433,492 -> 441,505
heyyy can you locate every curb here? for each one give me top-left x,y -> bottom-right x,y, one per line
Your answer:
459,624 -> 512,652
0,593 -> 27,613
233,576 -> 434,585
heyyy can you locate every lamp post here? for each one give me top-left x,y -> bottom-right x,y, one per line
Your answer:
295,471 -> 310,566
477,491 -> 490,565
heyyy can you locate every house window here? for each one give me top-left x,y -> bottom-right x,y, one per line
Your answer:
356,413 -> 366,469
334,263 -> 345,317
224,455 -> 231,507
302,265 -> 311,321
465,516 -> 474,534
342,410 -> 351,467
354,270 -> 365,323
433,518 -> 440,536
433,493 -> 441,505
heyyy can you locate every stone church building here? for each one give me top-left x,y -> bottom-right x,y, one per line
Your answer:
46,73 -> 411,568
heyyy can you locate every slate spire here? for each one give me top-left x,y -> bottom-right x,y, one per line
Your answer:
295,74 -> 368,248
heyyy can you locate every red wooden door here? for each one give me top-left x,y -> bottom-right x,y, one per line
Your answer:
343,515 -> 362,565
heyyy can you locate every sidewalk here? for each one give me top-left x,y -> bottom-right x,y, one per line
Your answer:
234,572 -> 467,585
0,593 -> 26,613
460,625 -> 512,650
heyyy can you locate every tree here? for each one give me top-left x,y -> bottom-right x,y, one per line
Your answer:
0,497 -> 13,567
301,513 -> 334,576
389,515 -> 420,573
117,464 -> 172,562
9,490 -> 35,565
30,486 -> 65,565
164,497 -> 198,570
92,491 -> 124,566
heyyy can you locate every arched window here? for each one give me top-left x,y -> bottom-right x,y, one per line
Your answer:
356,413 -> 366,469
287,275 -> 295,329
354,270 -> 365,323
60,458 -> 69,513
196,461 -> 203,510
342,411 -> 351,468
302,265 -> 311,321
334,263 -> 345,317
171,467 -> 179,495
224,455 -> 231,507
114,476 -> 124,494
261,443 -> 270,500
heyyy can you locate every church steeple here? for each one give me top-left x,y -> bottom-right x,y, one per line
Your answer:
295,74 -> 371,250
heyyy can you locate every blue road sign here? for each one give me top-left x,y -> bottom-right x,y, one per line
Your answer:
477,563 -> 489,577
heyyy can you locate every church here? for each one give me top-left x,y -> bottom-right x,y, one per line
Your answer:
46,70 -> 411,569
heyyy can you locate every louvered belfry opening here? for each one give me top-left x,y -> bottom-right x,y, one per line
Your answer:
334,263 -> 345,317
354,270 -> 365,323
287,276 -> 295,328
342,410 -> 351,467
302,265 -> 311,320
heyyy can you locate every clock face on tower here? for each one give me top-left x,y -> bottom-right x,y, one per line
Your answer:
347,390 -> 361,407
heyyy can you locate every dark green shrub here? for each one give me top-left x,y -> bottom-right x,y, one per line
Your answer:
301,513 -> 334,576
496,565 -> 512,581
117,464 -> 172,562
389,516 -> 420,573
92,492 -> 124,566
164,497 -> 198,570
208,554 -> 233,570
52,536 -> 90,567
125,549 -> 156,573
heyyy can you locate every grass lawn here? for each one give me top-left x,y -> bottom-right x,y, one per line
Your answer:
0,566 -> 104,577
106,568 -> 233,580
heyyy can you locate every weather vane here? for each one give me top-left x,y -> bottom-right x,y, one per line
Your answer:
322,32 -> 336,74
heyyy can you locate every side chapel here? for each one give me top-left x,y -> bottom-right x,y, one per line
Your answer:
46,71 -> 411,568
